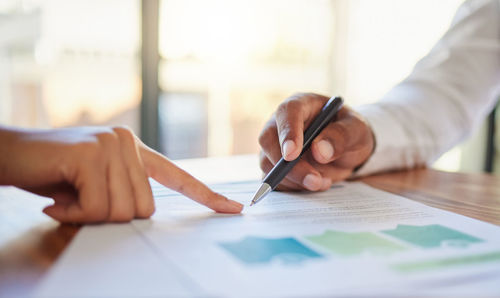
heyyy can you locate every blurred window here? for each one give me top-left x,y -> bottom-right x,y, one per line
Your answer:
158,0 -> 337,158
158,0 -> 465,167
4,0 -> 486,173
0,0 -> 141,131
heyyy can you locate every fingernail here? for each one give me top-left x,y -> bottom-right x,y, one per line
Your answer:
303,174 -> 322,191
282,140 -> 296,159
317,139 -> 334,160
224,198 -> 243,212
215,194 -> 243,213
227,199 -> 243,212
230,200 -> 244,209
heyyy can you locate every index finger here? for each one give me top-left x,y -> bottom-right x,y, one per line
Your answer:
275,93 -> 329,161
139,145 -> 243,213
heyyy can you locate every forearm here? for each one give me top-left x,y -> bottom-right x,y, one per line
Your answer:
354,81 -> 491,175
0,126 -> 24,185
0,126 -> 58,187
354,0 -> 500,176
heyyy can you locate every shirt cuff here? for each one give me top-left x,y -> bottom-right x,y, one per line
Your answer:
351,103 -> 411,177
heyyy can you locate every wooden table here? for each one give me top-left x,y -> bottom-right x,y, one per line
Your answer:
1,155 -> 500,297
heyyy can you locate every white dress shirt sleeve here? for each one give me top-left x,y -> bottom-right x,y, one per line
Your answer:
354,0 -> 500,176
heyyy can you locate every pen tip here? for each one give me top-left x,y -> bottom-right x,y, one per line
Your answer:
250,183 -> 272,207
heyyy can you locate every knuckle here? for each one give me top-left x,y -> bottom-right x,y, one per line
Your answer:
113,125 -> 133,133
333,123 -> 349,145
84,205 -> 109,223
309,93 -> 329,102
113,126 -> 136,142
194,191 -> 211,207
258,126 -> 275,148
97,129 -> 120,149
113,210 -> 134,222
77,142 -> 104,164
276,101 -> 288,115
281,98 -> 302,114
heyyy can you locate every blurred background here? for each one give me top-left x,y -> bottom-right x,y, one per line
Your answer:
0,0 -> 498,173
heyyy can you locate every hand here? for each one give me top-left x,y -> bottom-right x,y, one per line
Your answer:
258,93 -> 375,191
0,126 -> 243,223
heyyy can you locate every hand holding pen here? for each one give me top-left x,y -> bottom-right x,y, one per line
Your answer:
255,93 -> 375,202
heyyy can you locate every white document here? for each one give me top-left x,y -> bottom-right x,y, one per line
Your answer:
36,181 -> 500,297
34,223 -> 196,298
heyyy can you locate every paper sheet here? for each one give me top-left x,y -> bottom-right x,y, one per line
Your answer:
35,181 -> 500,297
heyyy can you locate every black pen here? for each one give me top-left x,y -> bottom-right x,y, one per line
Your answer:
250,96 -> 344,206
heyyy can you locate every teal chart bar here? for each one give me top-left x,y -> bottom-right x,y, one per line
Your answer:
219,236 -> 323,265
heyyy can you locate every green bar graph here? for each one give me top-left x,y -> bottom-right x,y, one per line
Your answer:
382,224 -> 482,248
305,230 -> 407,256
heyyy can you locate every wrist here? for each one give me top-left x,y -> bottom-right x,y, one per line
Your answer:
0,127 -> 25,185
351,114 -> 377,176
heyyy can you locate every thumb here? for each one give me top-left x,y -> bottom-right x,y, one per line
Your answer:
311,107 -> 374,168
43,203 -> 84,223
